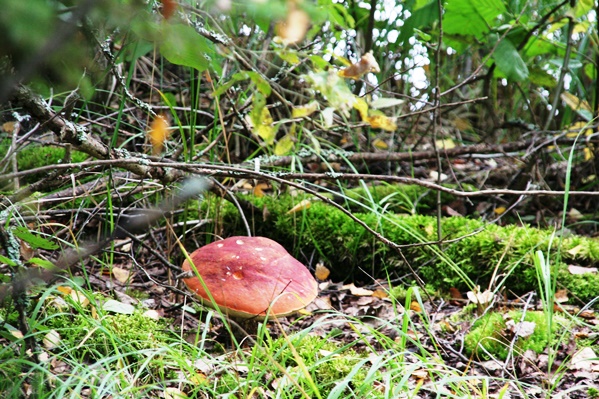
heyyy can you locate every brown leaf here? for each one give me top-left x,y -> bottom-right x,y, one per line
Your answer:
314,262 -> 330,281
111,266 -> 131,284
372,288 -> 388,299
410,301 -> 422,312
449,287 -> 463,300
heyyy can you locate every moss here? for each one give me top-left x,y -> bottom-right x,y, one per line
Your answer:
42,295 -> 173,359
198,191 -> 599,305
464,310 -> 568,360
0,139 -> 88,184
270,334 -> 374,397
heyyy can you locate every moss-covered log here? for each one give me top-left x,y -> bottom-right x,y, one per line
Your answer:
197,187 -> 599,305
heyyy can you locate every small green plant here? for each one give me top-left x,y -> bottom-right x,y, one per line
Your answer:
588,387 -> 599,399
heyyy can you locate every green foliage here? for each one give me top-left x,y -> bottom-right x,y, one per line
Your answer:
159,23 -> 221,74
464,310 -> 568,360
443,0 -> 506,40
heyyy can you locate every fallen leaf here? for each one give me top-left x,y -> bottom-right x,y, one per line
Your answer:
103,299 -> 135,315
274,133 -> 295,156
570,347 -> 599,371
410,301 -> 422,312
286,199 -> 311,214
2,121 -> 16,132
567,244 -> 585,257
342,283 -> 374,296
505,319 -> 536,338
164,387 -> 188,399
372,288 -> 389,299
314,262 -> 330,280
143,309 -> 162,320
70,290 -> 90,307
253,182 -> 270,198
494,206 -> 507,215
43,330 -> 61,350
554,289 -> 569,303
435,138 -> 456,150
372,138 -> 388,150
568,265 -> 598,274
111,266 -> 131,284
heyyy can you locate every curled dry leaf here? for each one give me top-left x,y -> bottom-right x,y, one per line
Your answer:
466,287 -> 493,305
147,115 -> 170,155
339,51 -> 380,79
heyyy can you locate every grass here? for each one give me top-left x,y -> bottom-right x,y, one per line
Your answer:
0,274 -> 595,398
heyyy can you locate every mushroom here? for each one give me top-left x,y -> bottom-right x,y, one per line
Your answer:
182,236 -> 318,320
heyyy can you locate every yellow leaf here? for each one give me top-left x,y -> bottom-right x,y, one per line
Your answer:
372,138 -> 388,150
567,244 -> 585,256
147,115 -> 170,155
452,117 -> 473,132
353,97 -> 369,120
584,146 -> 594,161
275,133 -> 295,156
561,92 -> 591,112
435,138 -> 456,150
366,114 -> 397,131
410,301 -> 422,312
246,95 -> 277,145
253,182 -> 269,197
277,50 -> 301,65
2,121 -> 16,133
494,206 -> 506,215
292,101 -> 319,118
286,199 -> 311,214
338,51 -> 380,79
565,121 -> 593,138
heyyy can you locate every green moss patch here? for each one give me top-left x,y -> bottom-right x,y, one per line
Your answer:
199,189 -> 599,305
464,310 -> 569,360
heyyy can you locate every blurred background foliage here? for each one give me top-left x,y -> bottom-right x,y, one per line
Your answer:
1,0 -> 598,174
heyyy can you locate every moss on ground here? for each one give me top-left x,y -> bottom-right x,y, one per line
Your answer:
0,139 -> 88,184
464,310 -> 569,360
198,188 -> 599,305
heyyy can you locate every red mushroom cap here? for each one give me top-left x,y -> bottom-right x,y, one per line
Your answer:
182,236 -> 318,319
